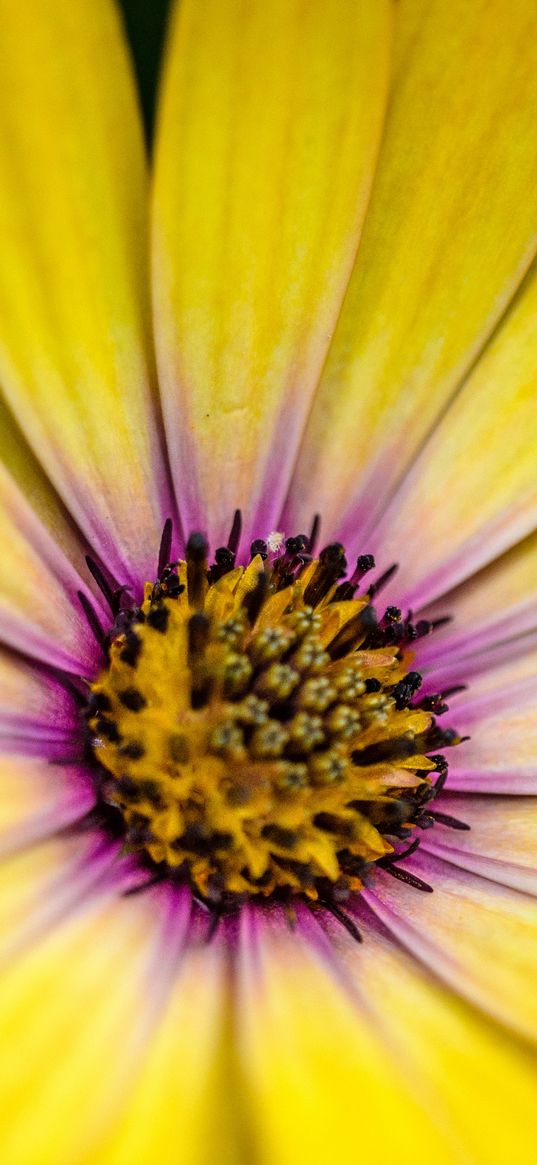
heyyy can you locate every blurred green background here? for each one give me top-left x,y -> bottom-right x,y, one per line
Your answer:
118,0 -> 173,146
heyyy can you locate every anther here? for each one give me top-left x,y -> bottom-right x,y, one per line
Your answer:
307,513 -> 321,554
353,736 -> 416,765
335,554 -> 375,601
326,611 -> 368,660
242,571 -> 269,625
77,591 -> 107,650
250,538 -> 268,560
119,741 -> 145,760
430,810 -> 470,831
381,865 -> 433,893
319,901 -> 363,944
119,629 -> 142,668
313,812 -> 354,838
186,532 -> 209,608
157,517 -> 173,578
227,508 -> 242,556
419,693 -> 449,714
262,824 -> 298,849
85,555 -> 118,614
188,612 -> 211,707
147,604 -> 170,633
208,546 -> 236,582
303,543 -> 347,606
118,688 -> 147,712
368,563 -> 398,599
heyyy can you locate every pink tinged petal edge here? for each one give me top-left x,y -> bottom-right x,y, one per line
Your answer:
414,616 -> 537,675
415,638 -> 537,691
420,790 -> 537,895
444,768 -> 537,796
363,851 -> 537,1041
421,838 -> 537,897
0,760 -> 96,860
0,658 -> 82,755
0,465 -> 106,674
410,635 -> 537,790
373,501 -> 537,617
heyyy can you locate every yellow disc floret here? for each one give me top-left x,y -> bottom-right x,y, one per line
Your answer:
87,537 -> 438,903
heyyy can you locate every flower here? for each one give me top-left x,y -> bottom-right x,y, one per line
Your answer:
1,0 -> 537,1161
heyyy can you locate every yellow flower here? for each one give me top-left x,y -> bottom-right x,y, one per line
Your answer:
0,1 -> 537,1162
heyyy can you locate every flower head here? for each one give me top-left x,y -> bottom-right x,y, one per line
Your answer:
1,1 -> 537,1162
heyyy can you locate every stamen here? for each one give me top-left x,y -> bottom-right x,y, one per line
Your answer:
85,555 -> 118,614
430,810 -> 470,831
186,532 -> 208,609
368,562 -> 398,599
82,522 -> 466,911
77,591 -> 107,650
227,508 -> 242,556
157,517 -> 174,579
308,513 -> 321,554
250,538 -> 268,561
319,900 -> 363,944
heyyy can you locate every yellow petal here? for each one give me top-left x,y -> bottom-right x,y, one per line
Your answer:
237,908 -> 456,1165
152,0 -> 392,546
343,911 -> 537,1165
0,882 -> 168,1165
285,0 -> 537,544
0,0 -> 171,582
92,935 -> 243,1165
372,266 -> 537,608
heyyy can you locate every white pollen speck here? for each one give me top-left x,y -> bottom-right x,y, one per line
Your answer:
267,531 -> 286,553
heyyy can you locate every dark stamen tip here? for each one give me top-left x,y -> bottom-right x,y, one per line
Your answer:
186,532 -> 209,607
242,571 -> 269,625
318,900 -> 363,943
205,910 -> 223,942
186,532 -> 209,561
77,590 -> 107,650
188,611 -> 210,657
431,615 -> 453,631
383,866 -> 434,892
85,556 -> 117,613
308,513 -> 321,554
431,810 -> 471,831
250,538 -> 268,561
157,517 -> 173,578
123,872 -> 166,897
368,562 -> 399,599
227,509 -> 242,555
147,604 -> 170,633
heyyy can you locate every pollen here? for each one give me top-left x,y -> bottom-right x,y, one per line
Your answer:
85,522 -> 462,906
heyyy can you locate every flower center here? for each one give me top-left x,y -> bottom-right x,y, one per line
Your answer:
85,519 -> 464,908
